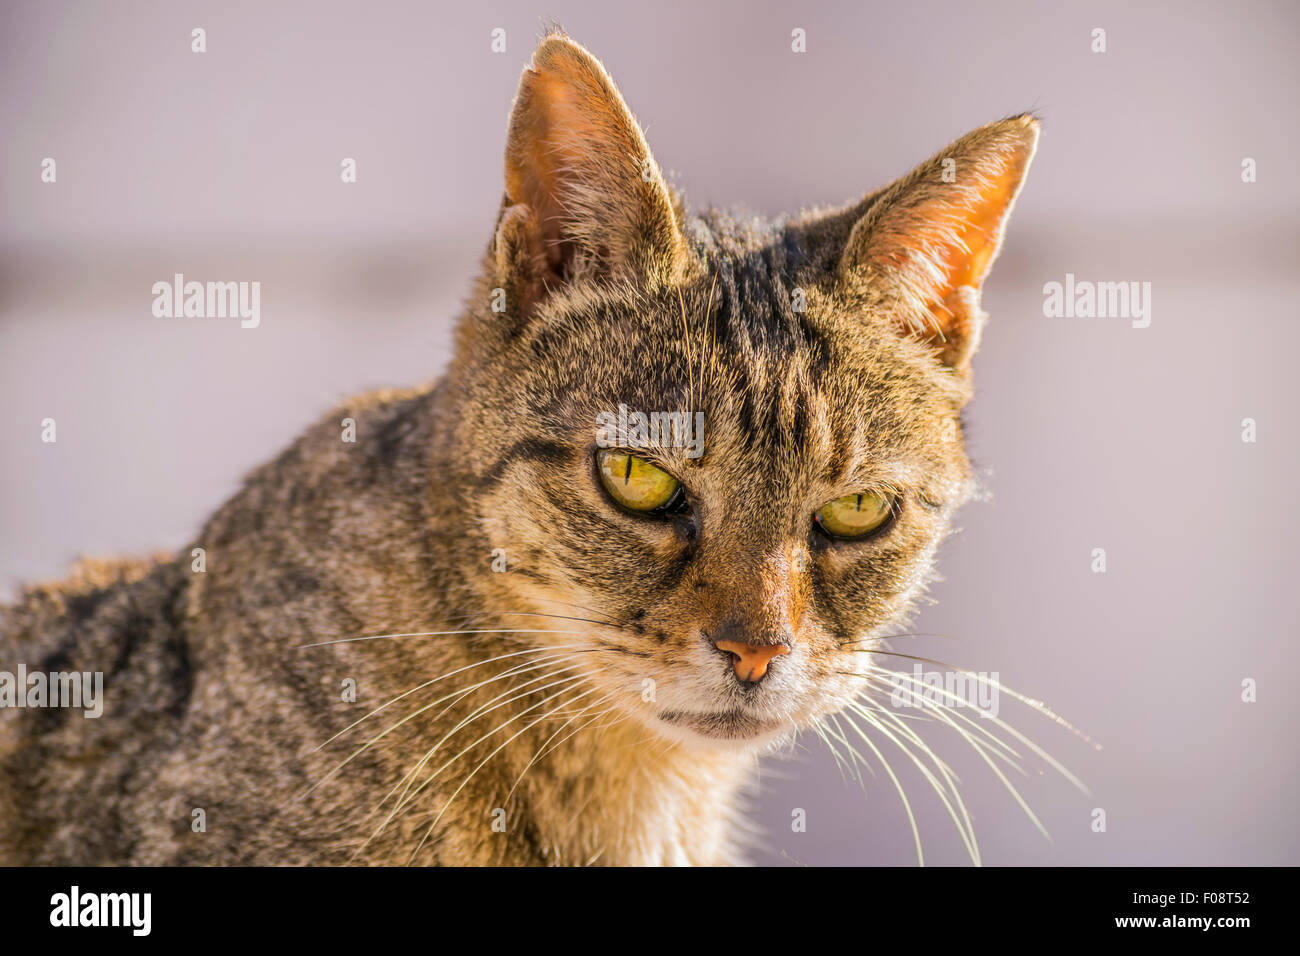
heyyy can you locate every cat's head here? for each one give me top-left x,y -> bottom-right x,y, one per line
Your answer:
447,33 -> 1038,750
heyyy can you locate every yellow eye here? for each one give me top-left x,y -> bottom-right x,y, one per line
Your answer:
815,491 -> 895,539
597,450 -> 681,512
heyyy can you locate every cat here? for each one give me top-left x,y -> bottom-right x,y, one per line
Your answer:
0,31 -> 1039,866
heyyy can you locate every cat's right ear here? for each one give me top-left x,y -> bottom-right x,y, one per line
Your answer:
492,33 -> 687,319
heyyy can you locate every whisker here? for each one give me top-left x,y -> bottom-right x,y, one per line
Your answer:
825,712 -> 874,784
402,682 -> 605,864
311,644 -> 593,753
357,670 -> 598,858
484,609 -> 626,630
841,632 -> 958,647
392,673 -> 594,816
504,697 -> 618,804
844,646 -> 1099,753
840,669 -> 1026,767
866,664 -> 1089,791
844,692 -> 980,863
811,720 -> 855,785
856,669 -> 1053,843
380,664 -> 595,822
834,707 -> 926,866
300,648 -> 597,800
299,627 -> 583,649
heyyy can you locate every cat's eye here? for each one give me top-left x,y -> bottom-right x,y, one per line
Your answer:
814,491 -> 895,540
596,450 -> 682,513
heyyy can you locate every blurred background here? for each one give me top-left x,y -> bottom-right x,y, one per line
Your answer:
2,0 -> 1297,865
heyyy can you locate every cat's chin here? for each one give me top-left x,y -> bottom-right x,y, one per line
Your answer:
649,707 -> 791,751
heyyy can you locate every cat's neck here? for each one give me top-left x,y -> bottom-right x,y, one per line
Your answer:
500,712 -> 756,865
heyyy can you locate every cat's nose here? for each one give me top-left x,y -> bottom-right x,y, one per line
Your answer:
712,638 -> 790,683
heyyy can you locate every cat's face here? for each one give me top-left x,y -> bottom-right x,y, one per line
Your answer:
463,266 -> 972,747
450,34 -> 1037,750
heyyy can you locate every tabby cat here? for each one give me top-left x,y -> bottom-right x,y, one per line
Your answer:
0,32 -> 1039,865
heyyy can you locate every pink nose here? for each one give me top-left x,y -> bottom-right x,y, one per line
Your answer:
713,639 -> 790,683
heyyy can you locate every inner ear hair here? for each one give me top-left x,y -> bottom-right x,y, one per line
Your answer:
838,114 -> 1040,369
495,31 -> 687,318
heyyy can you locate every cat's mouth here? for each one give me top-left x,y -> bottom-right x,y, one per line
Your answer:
656,707 -> 781,741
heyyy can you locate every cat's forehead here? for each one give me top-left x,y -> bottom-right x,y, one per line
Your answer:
573,252 -> 943,411
533,265 -> 958,484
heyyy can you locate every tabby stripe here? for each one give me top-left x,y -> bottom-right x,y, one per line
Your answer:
473,438 -> 573,490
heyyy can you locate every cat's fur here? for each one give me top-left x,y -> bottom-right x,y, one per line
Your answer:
0,32 -> 1038,865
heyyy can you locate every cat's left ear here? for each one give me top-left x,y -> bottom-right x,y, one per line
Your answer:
837,114 -> 1040,369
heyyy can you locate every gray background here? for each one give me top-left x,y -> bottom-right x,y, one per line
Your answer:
2,0 -> 1296,865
